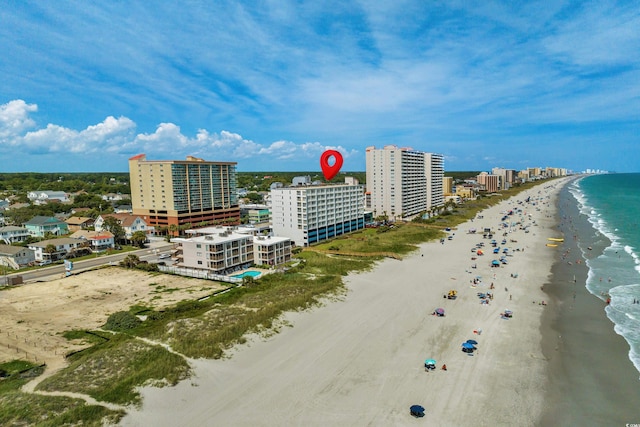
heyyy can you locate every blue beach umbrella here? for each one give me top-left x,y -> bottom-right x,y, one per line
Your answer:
425,359 -> 436,366
462,342 -> 475,349
466,339 -> 478,345
410,405 -> 425,417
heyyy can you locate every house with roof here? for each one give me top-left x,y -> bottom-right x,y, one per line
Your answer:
94,213 -> 154,239
114,205 -> 132,213
24,216 -> 70,237
70,230 -> 115,252
27,238 -> 88,262
65,216 -> 95,232
101,193 -> 130,202
27,191 -> 70,205
0,226 -> 31,244
0,244 -> 35,269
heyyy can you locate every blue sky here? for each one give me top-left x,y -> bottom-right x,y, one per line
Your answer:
1,1 -> 638,173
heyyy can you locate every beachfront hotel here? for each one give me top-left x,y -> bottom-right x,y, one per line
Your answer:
365,145 -> 444,220
270,184 -> 365,247
476,172 -> 500,193
128,154 -> 240,233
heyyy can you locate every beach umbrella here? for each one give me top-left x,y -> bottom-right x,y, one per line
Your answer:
492,260 -> 500,266
410,405 -> 425,417
462,342 -> 475,349
466,339 -> 478,345
435,308 -> 445,315
425,359 -> 436,366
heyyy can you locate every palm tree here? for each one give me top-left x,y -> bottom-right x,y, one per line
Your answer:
44,244 -> 57,261
130,231 -> 147,248
168,224 -> 178,237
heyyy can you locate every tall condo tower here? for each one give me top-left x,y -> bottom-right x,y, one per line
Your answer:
128,154 -> 240,232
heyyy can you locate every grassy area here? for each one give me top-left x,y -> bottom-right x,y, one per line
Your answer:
37,335 -> 190,406
0,392 -> 123,427
313,225 -> 443,256
1,177 -> 560,424
0,359 -> 124,426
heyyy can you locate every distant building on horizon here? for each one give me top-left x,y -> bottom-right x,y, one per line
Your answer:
365,145 -> 444,220
128,154 -> 240,234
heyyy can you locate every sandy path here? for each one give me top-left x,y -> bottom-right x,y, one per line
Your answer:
122,179 -> 567,427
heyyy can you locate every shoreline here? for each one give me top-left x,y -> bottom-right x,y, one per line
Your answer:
121,180 -> 567,426
539,180 -> 640,426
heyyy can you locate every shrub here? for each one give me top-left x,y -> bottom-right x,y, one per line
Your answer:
136,262 -> 159,272
104,311 -> 141,331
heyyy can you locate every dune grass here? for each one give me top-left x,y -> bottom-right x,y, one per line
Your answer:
37,335 -> 190,406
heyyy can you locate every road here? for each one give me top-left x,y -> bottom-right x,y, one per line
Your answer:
2,242 -> 174,285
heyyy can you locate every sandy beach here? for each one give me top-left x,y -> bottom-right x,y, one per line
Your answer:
121,180 -> 568,426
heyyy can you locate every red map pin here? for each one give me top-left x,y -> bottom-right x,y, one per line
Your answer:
320,150 -> 343,181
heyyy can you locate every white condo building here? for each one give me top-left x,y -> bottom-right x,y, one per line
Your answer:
271,184 -> 365,247
172,226 -> 292,274
365,145 -> 444,219
425,152 -> 444,209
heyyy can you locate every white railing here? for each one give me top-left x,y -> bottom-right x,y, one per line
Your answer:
158,265 -> 242,284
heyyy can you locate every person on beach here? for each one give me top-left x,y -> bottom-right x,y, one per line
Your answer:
441,364 -> 447,371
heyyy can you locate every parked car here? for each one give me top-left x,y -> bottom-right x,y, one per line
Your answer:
158,253 -> 171,259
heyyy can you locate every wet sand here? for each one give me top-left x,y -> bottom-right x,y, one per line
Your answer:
539,181 -> 640,426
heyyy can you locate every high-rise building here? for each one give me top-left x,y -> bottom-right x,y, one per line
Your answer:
129,154 -> 240,232
425,153 -> 444,209
271,184 -> 365,247
365,145 -> 444,219
477,172 -> 500,193
443,177 -> 453,195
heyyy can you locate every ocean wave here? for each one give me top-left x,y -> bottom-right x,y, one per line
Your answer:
607,284 -> 640,374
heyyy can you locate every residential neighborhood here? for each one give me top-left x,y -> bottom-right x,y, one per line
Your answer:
0,163 -> 566,276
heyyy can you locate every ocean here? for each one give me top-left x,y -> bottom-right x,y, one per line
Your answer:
569,173 -> 640,375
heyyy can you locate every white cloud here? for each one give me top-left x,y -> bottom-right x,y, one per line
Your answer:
22,116 -> 135,154
0,99 -> 355,167
542,1 -> 640,67
0,99 -> 38,142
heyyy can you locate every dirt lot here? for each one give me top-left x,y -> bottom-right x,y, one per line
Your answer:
0,267 -> 227,374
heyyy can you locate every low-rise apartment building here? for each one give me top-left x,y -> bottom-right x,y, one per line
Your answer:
172,226 -> 292,275
253,235 -> 291,266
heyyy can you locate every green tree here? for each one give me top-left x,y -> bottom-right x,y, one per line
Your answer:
245,192 -> 263,203
130,231 -> 147,248
102,216 -> 125,243
120,254 -> 140,268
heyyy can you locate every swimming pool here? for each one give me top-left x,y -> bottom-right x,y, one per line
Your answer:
231,270 -> 261,279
